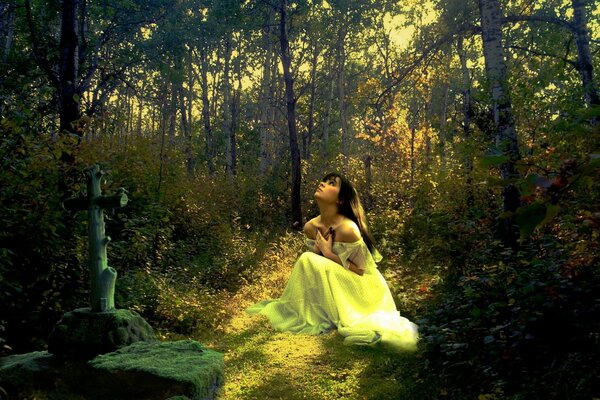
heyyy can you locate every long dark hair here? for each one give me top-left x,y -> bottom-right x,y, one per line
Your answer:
323,172 -> 376,254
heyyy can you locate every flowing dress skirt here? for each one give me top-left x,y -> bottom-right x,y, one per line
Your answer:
247,241 -> 418,351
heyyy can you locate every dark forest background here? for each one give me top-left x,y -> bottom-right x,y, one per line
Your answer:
1,0 -> 599,398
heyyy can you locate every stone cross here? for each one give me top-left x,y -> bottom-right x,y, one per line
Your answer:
64,165 -> 128,312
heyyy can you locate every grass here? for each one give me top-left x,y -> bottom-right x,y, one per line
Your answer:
205,312 -> 437,400
162,230 -> 443,400
3,230 -> 443,399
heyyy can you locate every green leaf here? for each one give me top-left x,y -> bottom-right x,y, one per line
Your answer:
516,202 -> 547,238
578,105 -> 600,119
480,154 -> 509,168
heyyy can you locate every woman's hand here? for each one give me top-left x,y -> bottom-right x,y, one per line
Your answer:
315,228 -> 333,256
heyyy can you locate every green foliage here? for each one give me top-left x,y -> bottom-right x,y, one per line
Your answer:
0,120 -> 87,354
74,135 -> 288,336
419,231 -> 600,399
397,147 -> 600,398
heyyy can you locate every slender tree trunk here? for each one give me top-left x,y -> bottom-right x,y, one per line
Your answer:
438,83 -> 449,170
179,75 -> 194,176
159,82 -> 169,139
127,92 -> 134,136
0,0 -> 14,117
1,0 -> 15,63
457,35 -> 475,206
364,154 -> 372,208
269,52 -> 278,165
59,0 -> 81,136
186,47 -> 196,175
168,82 -> 177,145
199,47 -> 215,176
136,96 -> 143,137
222,35 -> 234,177
305,40 -> 319,160
230,53 -> 242,177
571,0 -> 599,126
259,9 -> 273,174
278,0 -> 302,228
479,0 -> 522,247
409,98 -> 417,194
337,22 -> 349,172
151,101 -> 156,135
322,54 -> 334,158
424,129 -> 432,163
457,36 -> 472,143
78,0 -> 87,73
211,69 -> 219,121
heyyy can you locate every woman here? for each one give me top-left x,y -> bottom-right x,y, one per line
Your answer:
246,173 -> 418,351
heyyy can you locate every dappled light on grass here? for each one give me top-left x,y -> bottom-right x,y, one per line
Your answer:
186,233 -> 436,400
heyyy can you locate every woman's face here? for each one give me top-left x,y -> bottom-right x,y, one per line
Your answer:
314,176 -> 341,204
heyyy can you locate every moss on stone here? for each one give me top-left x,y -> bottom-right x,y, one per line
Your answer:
89,340 -> 224,399
48,308 -> 156,360
0,351 -> 52,372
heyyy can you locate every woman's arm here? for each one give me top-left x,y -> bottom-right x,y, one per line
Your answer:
322,221 -> 365,275
321,249 -> 364,276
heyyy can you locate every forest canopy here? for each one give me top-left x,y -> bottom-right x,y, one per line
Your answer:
1,0 -> 599,398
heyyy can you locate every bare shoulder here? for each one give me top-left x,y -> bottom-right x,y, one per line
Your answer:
335,218 -> 362,243
303,217 -> 319,240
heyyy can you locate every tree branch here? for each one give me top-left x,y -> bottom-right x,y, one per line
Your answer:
375,23 -> 480,107
502,14 -> 575,32
507,44 -> 577,68
24,0 -> 59,87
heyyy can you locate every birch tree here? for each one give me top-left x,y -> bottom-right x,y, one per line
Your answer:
478,0 -> 522,247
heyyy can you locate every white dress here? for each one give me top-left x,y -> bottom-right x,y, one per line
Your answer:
246,238 -> 419,351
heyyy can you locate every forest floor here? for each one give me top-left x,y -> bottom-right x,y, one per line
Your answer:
174,232 -> 442,400
203,306 -> 433,400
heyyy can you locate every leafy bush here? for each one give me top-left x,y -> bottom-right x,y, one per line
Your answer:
409,152 -> 600,399
0,121 -> 87,354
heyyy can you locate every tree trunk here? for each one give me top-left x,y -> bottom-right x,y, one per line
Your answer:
199,47 -> 214,176
409,97 -> 417,194
322,55 -> 335,158
337,22 -> 349,172
278,0 -> 302,229
478,0 -> 522,247
136,96 -> 144,137
230,52 -> 241,177
305,40 -> 319,161
439,83 -> 448,170
158,80 -> 169,137
1,0 -> 15,63
259,9 -> 273,174
364,154 -> 372,208
269,51 -> 278,166
174,49 -> 195,176
179,76 -> 194,176
59,0 -> 81,135
168,81 -> 177,145
126,92 -> 133,137
222,35 -> 234,177
571,0 -> 599,126
457,35 -> 475,207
